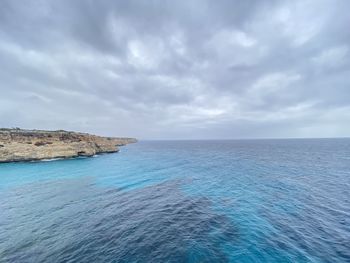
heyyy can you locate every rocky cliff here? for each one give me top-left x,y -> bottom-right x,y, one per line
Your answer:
0,128 -> 137,163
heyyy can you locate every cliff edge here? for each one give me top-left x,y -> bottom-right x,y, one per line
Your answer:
0,128 -> 137,163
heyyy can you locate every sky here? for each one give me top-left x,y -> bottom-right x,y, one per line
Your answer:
0,0 -> 349,139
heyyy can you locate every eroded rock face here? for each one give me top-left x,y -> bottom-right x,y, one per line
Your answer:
0,128 -> 137,163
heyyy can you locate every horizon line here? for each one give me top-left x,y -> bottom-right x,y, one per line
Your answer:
137,137 -> 350,141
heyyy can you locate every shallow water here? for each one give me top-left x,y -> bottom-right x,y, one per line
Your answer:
0,139 -> 349,262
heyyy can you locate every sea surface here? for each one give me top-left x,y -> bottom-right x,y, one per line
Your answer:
0,139 -> 349,263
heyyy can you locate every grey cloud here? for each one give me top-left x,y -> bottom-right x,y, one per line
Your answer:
0,0 -> 349,139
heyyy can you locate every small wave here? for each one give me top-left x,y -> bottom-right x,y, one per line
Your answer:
29,158 -> 65,163
41,158 -> 64,162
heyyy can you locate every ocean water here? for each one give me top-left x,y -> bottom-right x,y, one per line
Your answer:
0,139 -> 349,263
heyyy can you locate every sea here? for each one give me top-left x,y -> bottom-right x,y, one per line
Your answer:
0,139 -> 349,263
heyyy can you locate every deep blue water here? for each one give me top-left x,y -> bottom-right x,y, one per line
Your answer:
0,139 -> 349,263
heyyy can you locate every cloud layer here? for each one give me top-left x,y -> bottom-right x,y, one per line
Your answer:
1,0 -> 349,139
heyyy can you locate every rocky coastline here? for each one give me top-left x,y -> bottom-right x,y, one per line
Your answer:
0,128 -> 137,163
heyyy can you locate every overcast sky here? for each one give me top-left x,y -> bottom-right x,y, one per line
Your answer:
1,0 -> 349,139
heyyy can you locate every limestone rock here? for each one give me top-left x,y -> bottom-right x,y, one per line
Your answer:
0,128 -> 137,163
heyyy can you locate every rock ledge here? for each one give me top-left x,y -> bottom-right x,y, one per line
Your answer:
0,128 -> 137,163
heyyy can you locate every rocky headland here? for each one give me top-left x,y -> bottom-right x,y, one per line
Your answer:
0,128 -> 137,163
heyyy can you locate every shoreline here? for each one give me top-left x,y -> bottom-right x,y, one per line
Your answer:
0,128 -> 137,163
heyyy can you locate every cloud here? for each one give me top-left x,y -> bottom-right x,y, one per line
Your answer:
0,0 -> 349,139
312,45 -> 349,69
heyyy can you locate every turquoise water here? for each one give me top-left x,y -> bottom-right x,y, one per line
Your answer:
0,139 -> 349,262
